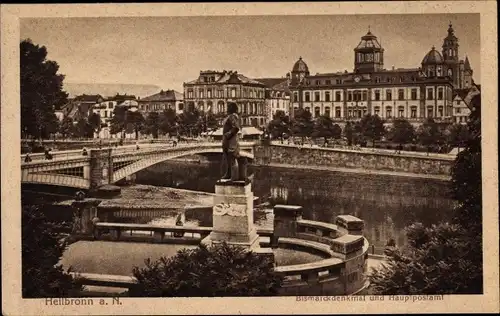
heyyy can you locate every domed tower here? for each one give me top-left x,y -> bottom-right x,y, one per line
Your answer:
421,46 -> 444,78
442,23 -> 460,87
291,57 -> 310,84
354,29 -> 384,73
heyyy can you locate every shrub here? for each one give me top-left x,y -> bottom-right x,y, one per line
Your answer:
129,242 -> 283,297
22,205 -> 83,297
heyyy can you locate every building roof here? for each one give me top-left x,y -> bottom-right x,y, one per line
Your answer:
108,93 -> 137,102
292,57 -> 309,73
62,100 -> 93,121
73,94 -> 103,103
453,88 -> 470,101
422,46 -> 444,64
139,89 -> 183,102
118,100 -> 139,107
255,77 -> 287,89
444,23 -> 458,41
355,30 -> 382,50
185,71 -> 264,86
464,56 -> 472,70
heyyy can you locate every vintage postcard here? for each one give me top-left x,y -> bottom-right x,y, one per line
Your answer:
1,1 -> 498,315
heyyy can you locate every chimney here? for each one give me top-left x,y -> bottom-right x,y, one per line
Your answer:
392,66 -> 395,71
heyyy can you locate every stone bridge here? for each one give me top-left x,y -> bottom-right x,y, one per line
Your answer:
21,142 -> 256,190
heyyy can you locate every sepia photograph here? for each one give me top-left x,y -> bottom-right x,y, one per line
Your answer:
1,2 -> 498,315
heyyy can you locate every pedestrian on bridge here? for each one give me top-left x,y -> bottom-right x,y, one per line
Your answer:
44,148 -> 53,160
24,153 -> 32,163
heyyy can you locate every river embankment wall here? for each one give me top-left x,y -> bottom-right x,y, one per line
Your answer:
254,144 -> 454,179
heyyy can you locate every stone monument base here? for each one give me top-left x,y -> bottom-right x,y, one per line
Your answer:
201,179 -> 274,263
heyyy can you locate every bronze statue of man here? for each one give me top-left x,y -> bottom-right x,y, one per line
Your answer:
221,102 -> 243,181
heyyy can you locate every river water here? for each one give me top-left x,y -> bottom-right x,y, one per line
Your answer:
134,160 -> 456,252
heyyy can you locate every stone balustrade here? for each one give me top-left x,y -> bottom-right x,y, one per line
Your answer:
72,200 -> 368,296
92,222 -> 273,243
271,204 -> 369,295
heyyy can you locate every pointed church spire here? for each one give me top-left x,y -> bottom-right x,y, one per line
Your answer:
464,55 -> 471,70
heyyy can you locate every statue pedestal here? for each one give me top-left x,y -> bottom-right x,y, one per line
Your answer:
201,180 -> 260,251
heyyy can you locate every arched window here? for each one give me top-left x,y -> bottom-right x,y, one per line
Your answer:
314,106 -> 320,118
385,106 -> 392,118
217,101 -> 224,113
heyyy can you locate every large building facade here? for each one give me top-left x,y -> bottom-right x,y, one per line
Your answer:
183,70 -> 268,127
138,89 -> 184,115
255,78 -> 291,122
288,24 -> 474,124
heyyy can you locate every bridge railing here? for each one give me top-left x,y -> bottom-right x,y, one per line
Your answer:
21,141 -> 257,165
21,150 -> 86,163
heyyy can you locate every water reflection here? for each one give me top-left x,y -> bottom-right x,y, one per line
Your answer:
135,160 -> 456,252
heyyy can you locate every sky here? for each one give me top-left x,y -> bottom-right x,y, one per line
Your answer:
20,14 -> 480,92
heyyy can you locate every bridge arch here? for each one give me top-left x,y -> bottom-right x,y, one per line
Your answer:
112,147 -> 253,183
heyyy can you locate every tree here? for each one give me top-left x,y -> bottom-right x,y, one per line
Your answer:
160,108 -> 178,136
59,117 -> 74,139
358,114 -> 385,147
370,222 -> 482,294
126,110 -> 145,140
389,118 -> 416,146
178,108 -> 201,137
88,112 -> 101,138
22,205 -> 83,297
312,115 -> 336,143
344,122 -> 355,146
267,110 -> 290,139
73,117 -> 93,138
331,124 -> 342,140
205,111 -> 220,132
145,112 -> 161,138
450,93 -> 481,230
446,123 -> 470,151
110,106 -> 128,137
416,118 -> 445,152
291,109 -> 313,139
21,39 -> 68,140
129,243 -> 282,297
370,90 -> 483,295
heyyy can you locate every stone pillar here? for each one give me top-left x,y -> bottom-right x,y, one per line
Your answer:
335,215 -> 365,236
272,205 -> 303,247
71,199 -> 102,235
202,180 -> 259,249
89,148 -> 113,191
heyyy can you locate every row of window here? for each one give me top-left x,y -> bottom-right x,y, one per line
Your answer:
356,52 -> 382,63
294,87 -> 448,102
139,103 -> 182,112
424,67 -> 453,78
242,117 -> 266,127
303,75 -> 419,86
186,87 -> 265,99
196,101 -> 265,116
300,105 -> 447,119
